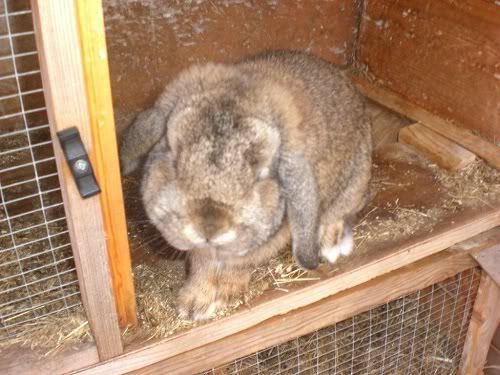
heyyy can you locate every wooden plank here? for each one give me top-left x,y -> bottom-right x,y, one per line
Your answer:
459,272 -> 500,375
354,78 -> 500,170
130,248 -> 480,375
77,207 -> 500,375
102,0 -> 362,133
30,0 -> 123,360
473,246 -> 500,288
399,123 -> 476,170
75,0 -> 137,328
486,327 -> 500,375
356,0 -> 500,143
1,344 -> 99,375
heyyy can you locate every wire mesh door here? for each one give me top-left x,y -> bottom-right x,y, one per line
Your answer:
0,0 -> 82,340
201,268 -> 481,375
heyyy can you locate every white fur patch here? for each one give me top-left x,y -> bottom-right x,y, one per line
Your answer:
193,301 -> 221,321
339,231 -> 354,256
321,231 -> 354,263
183,225 -> 205,245
258,167 -> 270,180
212,230 -> 237,245
321,245 -> 341,263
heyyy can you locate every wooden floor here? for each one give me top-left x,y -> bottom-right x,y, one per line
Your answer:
75,137 -> 500,374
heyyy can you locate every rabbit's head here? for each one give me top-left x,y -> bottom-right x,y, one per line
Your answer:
141,93 -> 286,258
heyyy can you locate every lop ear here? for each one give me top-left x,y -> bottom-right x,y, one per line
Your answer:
278,152 -> 320,270
119,69 -> 193,175
119,108 -> 168,175
248,118 -> 281,179
166,106 -> 195,157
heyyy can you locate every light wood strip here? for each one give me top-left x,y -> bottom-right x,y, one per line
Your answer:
74,0 -> 137,328
459,272 -> 500,375
1,344 -> 99,375
30,0 -> 123,360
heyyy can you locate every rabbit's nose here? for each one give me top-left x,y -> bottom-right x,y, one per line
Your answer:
201,219 -> 232,241
202,221 -> 220,240
194,199 -> 233,241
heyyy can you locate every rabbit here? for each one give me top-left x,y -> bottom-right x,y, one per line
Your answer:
120,50 -> 372,320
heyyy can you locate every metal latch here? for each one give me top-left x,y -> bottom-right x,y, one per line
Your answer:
57,127 -> 100,198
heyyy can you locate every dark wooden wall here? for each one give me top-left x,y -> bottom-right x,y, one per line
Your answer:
356,0 -> 500,143
102,0 -> 362,133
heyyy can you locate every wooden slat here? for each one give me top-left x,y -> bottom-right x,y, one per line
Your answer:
30,0 -> 123,360
399,123 -> 476,171
77,207 -> 500,375
356,0 -> 500,143
354,79 -> 500,170
486,327 -> 500,375
1,344 -> 99,375
459,272 -> 500,375
130,248 -> 480,374
75,0 -> 137,328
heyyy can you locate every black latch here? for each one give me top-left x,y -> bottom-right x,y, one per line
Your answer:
57,127 -> 100,198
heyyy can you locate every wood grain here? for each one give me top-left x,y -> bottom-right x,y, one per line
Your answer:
1,343 -> 99,375
356,0 -> 500,143
76,207 -> 500,375
486,327 -> 500,375
30,0 -> 123,360
102,0 -> 363,133
473,246 -> 500,288
130,248 -> 480,375
354,79 -> 500,170
399,123 -> 476,170
75,0 -> 137,328
459,272 -> 500,375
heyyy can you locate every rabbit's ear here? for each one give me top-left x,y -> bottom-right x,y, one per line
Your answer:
120,108 -> 168,175
278,152 -> 320,270
166,106 -> 195,157
247,118 -> 281,179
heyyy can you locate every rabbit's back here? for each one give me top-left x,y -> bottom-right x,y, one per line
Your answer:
240,50 -> 372,214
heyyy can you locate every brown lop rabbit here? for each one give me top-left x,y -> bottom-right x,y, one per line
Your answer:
120,50 -> 372,320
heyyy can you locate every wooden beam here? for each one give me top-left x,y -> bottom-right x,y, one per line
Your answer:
74,0 -> 137,328
354,79 -> 500,170
399,123 -> 476,171
77,207 -> 500,375
1,344 -> 99,375
30,0 -> 123,360
459,272 -> 500,375
128,249 -> 480,375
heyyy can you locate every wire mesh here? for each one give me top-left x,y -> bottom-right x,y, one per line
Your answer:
201,268 -> 481,375
0,0 -> 81,340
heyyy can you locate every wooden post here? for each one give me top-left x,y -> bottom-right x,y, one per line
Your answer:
31,0 -> 124,360
459,272 -> 500,375
74,0 -> 137,328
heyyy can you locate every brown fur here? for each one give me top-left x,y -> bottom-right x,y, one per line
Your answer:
120,50 -> 372,320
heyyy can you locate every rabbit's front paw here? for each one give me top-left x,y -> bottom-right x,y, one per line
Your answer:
176,283 -> 225,321
320,222 -> 353,264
